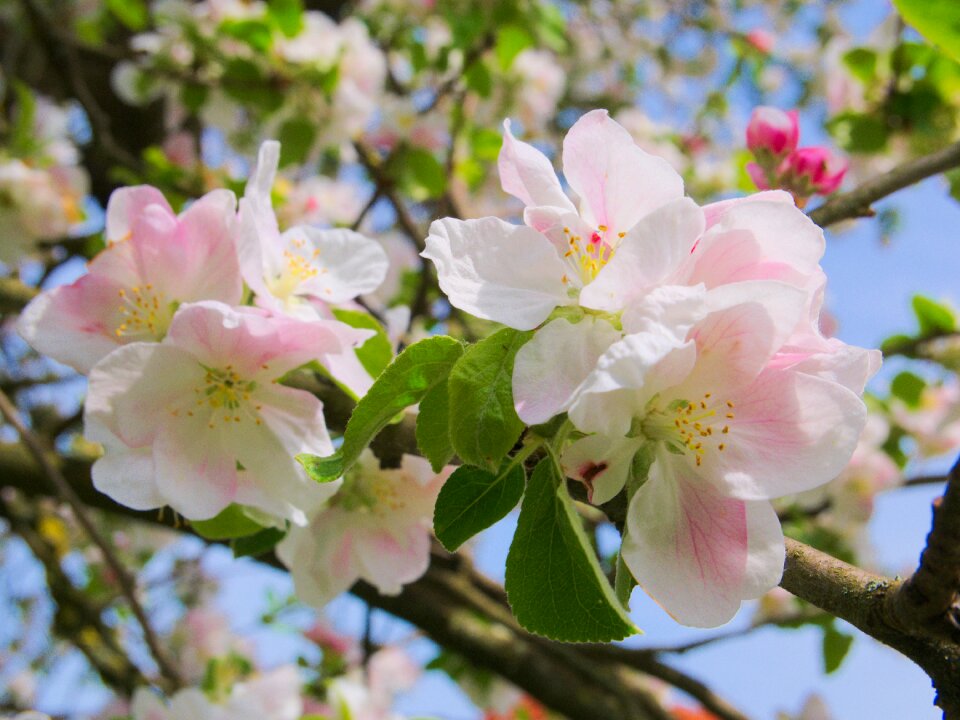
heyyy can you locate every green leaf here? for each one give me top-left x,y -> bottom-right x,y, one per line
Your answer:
465,60 -> 493,97
448,328 -> 531,471
297,453 -> 347,483
332,308 -> 393,380
841,48 -> 878,85
220,19 -> 274,52
390,147 -> 447,201
505,458 -> 638,642
822,625 -> 854,674
827,112 -> 888,153
416,380 -> 455,472
434,461 -> 526,551
222,59 -> 284,113
297,336 -> 464,482
614,551 -> 636,608
267,0 -> 304,37
277,118 -> 317,168
879,333 -> 914,356
192,505 -> 265,540
893,0 -> 960,63
106,0 -> 148,30
912,294 -> 956,335
890,371 -> 926,408
180,83 -> 209,114
233,527 -> 287,558
495,25 -> 534,69
470,128 -> 504,162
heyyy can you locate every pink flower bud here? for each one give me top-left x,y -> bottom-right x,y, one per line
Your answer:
781,146 -> 848,195
746,107 -> 799,160
745,161 -> 771,190
745,29 -> 774,54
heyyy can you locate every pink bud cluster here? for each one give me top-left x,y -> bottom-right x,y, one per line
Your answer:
745,106 -> 848,206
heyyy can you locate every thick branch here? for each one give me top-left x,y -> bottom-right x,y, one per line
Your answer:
809,140 -> 960,228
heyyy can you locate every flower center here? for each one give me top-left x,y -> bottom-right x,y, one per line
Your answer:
560,225 -> 626,284
334,468 -> 404,516
184,364 -> 263,429
114,284 -> 174,341
643,392 -> 735,467
266,236 -> 328,302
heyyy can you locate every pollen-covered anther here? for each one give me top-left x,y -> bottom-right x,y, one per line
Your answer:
657,391 -> 736,466
194,365 -> 260,428
114,284 -> 170,339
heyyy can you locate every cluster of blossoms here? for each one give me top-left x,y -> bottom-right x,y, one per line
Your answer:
0,95 -> 89,264
745,106 -> 848,206
114,1 -> 386,151
424,109 -> 878,626
18,140 -> 449,598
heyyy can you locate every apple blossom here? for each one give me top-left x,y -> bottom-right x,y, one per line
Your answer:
560,296 -> 870,626
18,186 -> 242,373
746,107 -> 799,161
779,146 -> 848,196
84,301 -> 371,524
319,648 -> 419,720
278,451 -> 451,604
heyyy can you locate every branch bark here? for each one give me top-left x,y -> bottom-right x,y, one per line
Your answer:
809,140 -> 960,228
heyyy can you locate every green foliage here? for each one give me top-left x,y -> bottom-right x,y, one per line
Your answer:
105,0 -> 148,31
890,370 -> 926,408
614,551 -> 636,608
332,308 -> 394,380
389,146 -> 447,201
277,118 -> 317,167
267,0 -> 305,38
912,294 -> 956,335
893,0 -> 960,63
416,381 -> 455,472
192,505 -> 266,540
827,112 -> 889,153
222,59 -> 284,113
822,622 -> 855,674
434,461 -> 526,551
297,336 -> 464,483
220,19 -> 274,52
233,527 -> 287,558
465,61 -> 494,98
495,25 -> 534,70
448,328 -> 531,471
505,458 -> 637,642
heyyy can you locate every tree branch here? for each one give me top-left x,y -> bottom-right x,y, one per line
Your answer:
0,390 -> 184,690
809,140 -> 960,228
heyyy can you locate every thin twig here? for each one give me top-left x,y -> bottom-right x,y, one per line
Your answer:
809,140 -> 960,228
0,389 -> 183,689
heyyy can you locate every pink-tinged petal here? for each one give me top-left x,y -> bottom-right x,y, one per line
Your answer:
561,433 -> 645,505
690,200 -> 824,287
276,512 -> 358,607
580,198 -> 704,312
232,384 -> 340,522
740,500 -> 785,599
105,186 -> 171,244
166,302 -> 371,380
562,109 -> 683,234
774,340 -> 882,395
246,141 -> 281,202
498,119 -> 575,211
18,284 -> 123,374
91,446 -> 163,511
237,196 -> 277,299
287,227 -> 388,303
356,524 -> 432,595
86,343 -> 202,447
682,281 -> 807,392
621,457 -> 749,627
422,217 -> 569,330
513,316 -> 620,425
569,333 -> 695,436
153,416 -> 238,519
698,368 -> 866,500
147,189 -> 242,304
701,190 -> 793,229
620,284 -> 708,340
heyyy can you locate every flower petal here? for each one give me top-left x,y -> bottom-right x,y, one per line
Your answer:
105,186 -> 172,244
621,456 -> 749,627
289,227 -> 388,304
498,119 -> 574,211
562,109 -> 683,234
513,316 -> 620,425
561,433 -> 645,505
422,217 -> 569,330
580,198 -> 704,312
741,499 -> 786,599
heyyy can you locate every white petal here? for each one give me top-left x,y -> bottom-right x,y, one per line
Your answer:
422,217 -> 569,330
621,284 -> 709,340
513,317 -> 620,425
561,433 -> 644,505
498,119 -> 575,211
289,226 -> 388,303
621,457 -> 749,627
740,500 -> 786,599
562,109 -> 683,233
580,198 -> 704,312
